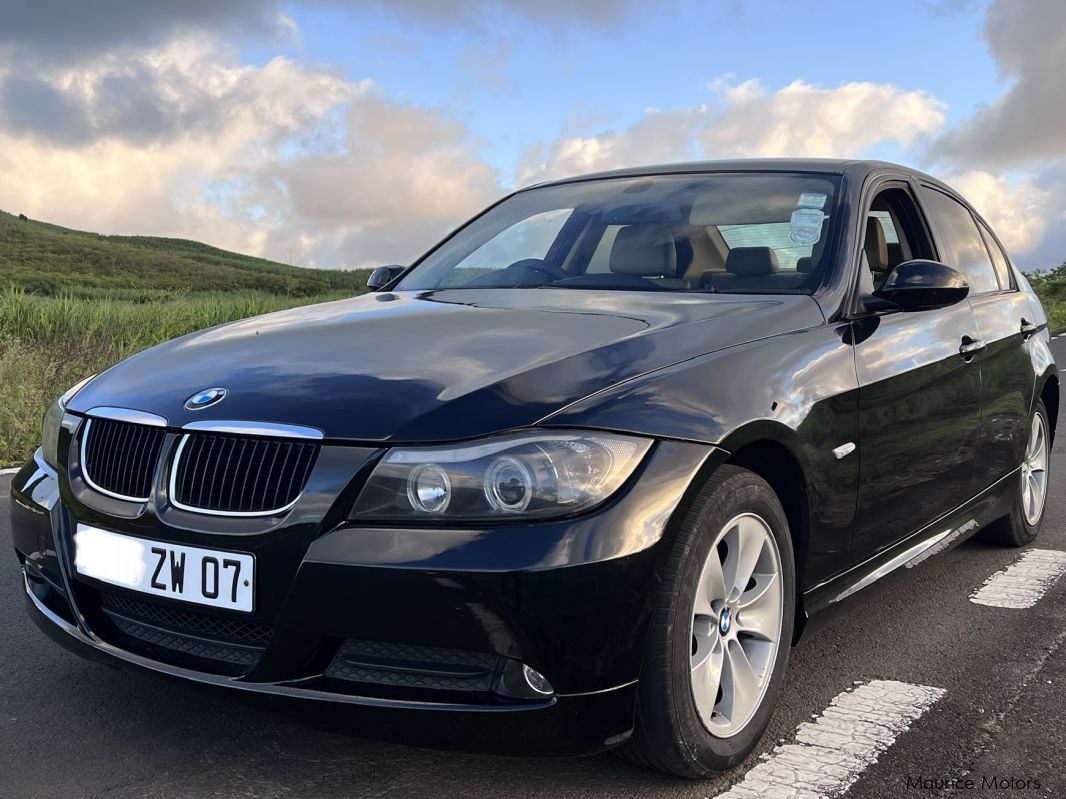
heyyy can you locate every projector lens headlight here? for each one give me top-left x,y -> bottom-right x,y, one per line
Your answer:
350,430 -> 651,521
485,456 -> 533,512
407,463 -> 452,513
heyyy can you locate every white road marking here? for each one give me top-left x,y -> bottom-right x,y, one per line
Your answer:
714,680 -> 946,799
0,467 -> 18,475
969,549 -> 1066,609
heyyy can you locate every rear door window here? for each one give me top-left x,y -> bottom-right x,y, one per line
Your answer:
977,220 -> 1014,290
919,188 -> 999,295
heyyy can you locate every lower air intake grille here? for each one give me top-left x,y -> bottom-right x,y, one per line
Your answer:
100,591 -> 272,676
326,639 -> 501,692
83,418 -> 166,501
102,591 -> 272,644
172,433 -> 318,515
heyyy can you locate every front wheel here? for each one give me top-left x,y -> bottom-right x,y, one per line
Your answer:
980,399 -> 1051,547
622,465 -> 795,777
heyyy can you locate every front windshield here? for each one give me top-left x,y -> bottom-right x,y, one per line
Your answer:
396,173 -> 840,294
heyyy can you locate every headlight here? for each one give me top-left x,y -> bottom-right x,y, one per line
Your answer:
350,430 -> 652,521
41,375 -> 95,468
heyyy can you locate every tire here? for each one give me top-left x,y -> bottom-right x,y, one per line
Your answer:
621,465 -> 796,778
980,399 -> 1051,548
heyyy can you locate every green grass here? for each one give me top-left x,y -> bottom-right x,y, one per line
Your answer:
0,209 -> 372,466
0,288 -> 363,467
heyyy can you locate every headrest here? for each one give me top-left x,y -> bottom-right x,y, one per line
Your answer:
726,247 -> 779,276
610,225 -> 678,276
864,217 -> 888,273
796,256 -> 814,273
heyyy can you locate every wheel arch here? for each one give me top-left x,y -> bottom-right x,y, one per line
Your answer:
715,422 -> 813,643
1039,370 -> 1059,445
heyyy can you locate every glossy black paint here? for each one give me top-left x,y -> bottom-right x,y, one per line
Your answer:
10,158 -> 1060,756
65,290 -> 825,442
873,259 -> 970,311
848,301 -> 983,563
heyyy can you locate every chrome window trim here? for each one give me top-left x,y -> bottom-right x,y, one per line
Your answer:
85,406 -> 168,427
180,420 -> 324,440
80,418 -> 152,504
168,433 -> 307,518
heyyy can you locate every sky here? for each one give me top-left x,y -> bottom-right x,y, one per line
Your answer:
0,0 -> 1064,271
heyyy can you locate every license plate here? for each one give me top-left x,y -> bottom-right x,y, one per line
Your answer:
74,524 -> 255,612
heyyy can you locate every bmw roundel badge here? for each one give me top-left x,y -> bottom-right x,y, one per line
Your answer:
184,387 -> 227,411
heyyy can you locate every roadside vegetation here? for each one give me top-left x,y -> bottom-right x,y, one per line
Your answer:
0,210 -> 371,466
1028,263 -> 1066,337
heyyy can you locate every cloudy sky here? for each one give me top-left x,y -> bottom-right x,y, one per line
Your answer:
1,0 -> 1064,270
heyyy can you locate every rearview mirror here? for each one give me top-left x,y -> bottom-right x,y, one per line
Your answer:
868,259 -> 969,312
367,265 -> 405,291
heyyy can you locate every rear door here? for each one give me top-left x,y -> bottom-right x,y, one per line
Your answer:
920,185 -> 1036,489
849,181 -> 983,565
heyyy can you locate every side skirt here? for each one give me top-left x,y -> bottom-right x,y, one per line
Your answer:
799,468 -> 1019,633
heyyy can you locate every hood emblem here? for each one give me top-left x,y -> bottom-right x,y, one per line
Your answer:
185,387 -> 228,411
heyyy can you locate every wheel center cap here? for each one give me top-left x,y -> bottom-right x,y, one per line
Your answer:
719,607 -> 732,635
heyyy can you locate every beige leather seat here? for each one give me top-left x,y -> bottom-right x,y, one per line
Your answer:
865,216 -> 890,286
608,225 -> 691,288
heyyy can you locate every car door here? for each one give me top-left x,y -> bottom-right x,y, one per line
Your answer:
920,185 -> 1036,489
848,182 -> 983,565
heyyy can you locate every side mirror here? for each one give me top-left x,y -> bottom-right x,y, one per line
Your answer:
367,265 -> 405,291
867,259 -> 969,312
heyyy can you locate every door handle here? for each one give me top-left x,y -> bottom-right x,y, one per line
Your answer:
1020,318 -> 1040,338
959,336 -> 986,360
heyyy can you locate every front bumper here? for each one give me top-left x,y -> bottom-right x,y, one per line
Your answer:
11,438 -> 715,756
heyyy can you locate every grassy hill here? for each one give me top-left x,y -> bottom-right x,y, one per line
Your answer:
0,209 -> 369,297
0,210 -> 372,466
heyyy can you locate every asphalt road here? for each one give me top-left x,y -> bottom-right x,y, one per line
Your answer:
2,338 -> 1065,799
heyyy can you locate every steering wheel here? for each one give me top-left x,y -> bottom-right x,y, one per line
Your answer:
503,258 -> 569,281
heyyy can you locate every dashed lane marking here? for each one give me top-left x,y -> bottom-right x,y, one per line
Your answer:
970,549 -> 1066,609
714,680 -> 946,799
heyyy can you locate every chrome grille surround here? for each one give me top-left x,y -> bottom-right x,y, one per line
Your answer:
81,415 -> 168,502
169,430 -> 319,517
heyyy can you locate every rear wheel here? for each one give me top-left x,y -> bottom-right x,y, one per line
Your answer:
980,399 -> 1051,547
622,465 -> 795,777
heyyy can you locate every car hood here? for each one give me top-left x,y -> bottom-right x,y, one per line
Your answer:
68,288 -> 824,442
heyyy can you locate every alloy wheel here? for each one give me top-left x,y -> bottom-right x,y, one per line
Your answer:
689,512 -> 784,738
1021,412 -> 1049,526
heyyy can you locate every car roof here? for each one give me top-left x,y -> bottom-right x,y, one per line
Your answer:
527,158 -> 951,192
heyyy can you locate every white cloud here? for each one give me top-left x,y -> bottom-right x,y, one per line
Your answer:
519,79 -> 946,184
942,171 -> 1051,255
2,0 -> 1063,271
701,79 -> 945,158
923,0 -> 1066,265
271,96 -> 503,266
0,37 -> 501,268
0,41 -> 348,243
517,107 -> 705,184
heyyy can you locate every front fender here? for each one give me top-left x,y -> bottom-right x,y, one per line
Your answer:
543,323 -> 861,590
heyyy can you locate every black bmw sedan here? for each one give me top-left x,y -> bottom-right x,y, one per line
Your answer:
10,159 -> 1058,777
